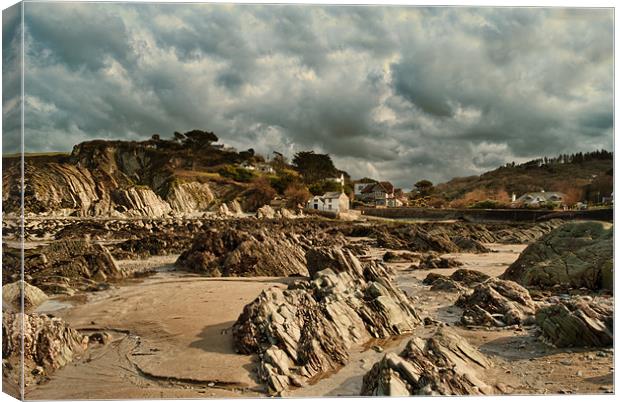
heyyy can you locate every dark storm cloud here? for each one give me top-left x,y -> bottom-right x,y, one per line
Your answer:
8,3 -> 613,188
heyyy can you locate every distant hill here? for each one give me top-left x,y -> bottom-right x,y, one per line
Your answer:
435,150 -> 613,205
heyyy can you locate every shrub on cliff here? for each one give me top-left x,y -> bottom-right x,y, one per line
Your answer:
244,177 -> 277,211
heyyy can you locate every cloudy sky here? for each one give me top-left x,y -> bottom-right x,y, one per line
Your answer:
2,3 -> 613,188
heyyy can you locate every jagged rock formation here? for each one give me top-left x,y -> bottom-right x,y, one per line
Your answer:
2,240 -> 125,294
346,221 -> 561,254
232,247 -> 421,394
501,221 -> 613,291
360,327 -> 494,396
175,228 -> 309,277
111,187 -> 172,217
2,313 -> 88,388
2,140 -> 244,217
164,181 -> 215,214
536,296 -> 613,347
456,278 -> 537,327
2,281 -> 48,312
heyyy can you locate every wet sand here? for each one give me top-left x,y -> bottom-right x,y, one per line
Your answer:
27,258 -> 295,399
24,244 -> 614,398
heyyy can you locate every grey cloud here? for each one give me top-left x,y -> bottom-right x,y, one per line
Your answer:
5,3 -> 613,189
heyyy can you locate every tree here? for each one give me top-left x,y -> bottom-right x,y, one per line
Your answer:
173,131 -> 186,143
414,179 -> 434,196
271,151 -> 289,171
292,151 -> 338,183
182,130 -> 219,148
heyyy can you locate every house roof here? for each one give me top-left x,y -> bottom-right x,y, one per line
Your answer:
323,192 -> 344,199
361,182 -> 394,194
378,181 -> 394,193
516,191 -> 565,202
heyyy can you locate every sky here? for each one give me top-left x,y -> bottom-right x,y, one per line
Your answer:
2,3 -> 614,188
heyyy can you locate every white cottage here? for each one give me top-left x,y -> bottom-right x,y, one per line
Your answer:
306,192 -> 350,213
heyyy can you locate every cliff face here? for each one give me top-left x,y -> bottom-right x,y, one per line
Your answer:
2,140 -> 239,218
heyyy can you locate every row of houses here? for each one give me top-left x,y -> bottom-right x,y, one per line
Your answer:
305,179 -> 405,213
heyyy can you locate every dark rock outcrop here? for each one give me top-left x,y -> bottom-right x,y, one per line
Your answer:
2,313 -> 88,388
232,247 -> 421,394
536,296 -> 613,347
449,269 -> 491,286
456,278 -> 536,327
360,327 -> 494,396
501,221 -> 613,291
2,239 -> 125,294
175,228 -> 309,277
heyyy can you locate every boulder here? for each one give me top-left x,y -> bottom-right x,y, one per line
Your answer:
414,253 -> 463,270
232,247 -> 420,394
383,251 -> 418,263
450,269 -> 491,286
361,327 -> 494,396
2,281 -> 48,312
256,205 -> 276,219
430,278 -> 467,292
536,296 -> 613,347
501,221 -> 613,291
456,278 -> 536,327
2,313 -> 88,388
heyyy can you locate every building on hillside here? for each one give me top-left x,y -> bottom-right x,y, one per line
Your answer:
256,163 -> 275,174
306,192 -> 350,213
513,191 -> 566,207
239,161 -> 256,170
358,181 -> 395,206
353,179 -> 377,198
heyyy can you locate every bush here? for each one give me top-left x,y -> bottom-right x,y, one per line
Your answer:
468,199 -> 509,209
284,184 -> 311,208
218,165 -> 256,182
244,177 -> 277,211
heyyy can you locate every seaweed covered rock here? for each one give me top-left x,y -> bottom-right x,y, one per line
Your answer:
2,313 -> 88,388
430,278 -> 467,292
360,327 -> 494,396
415,254 -> 463,270
382,251 -> 418,263
2,281 -> 48,312
450,269 -> 491,286
456,278 -> 536,327
232,247 -> 421,394
176,228 -> 308,277
424,269 -> 491,293
536,296 -> 613,347
501,221 -> 613,291
2,240 -> 124,294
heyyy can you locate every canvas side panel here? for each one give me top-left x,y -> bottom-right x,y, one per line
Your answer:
2,1 -> 25,400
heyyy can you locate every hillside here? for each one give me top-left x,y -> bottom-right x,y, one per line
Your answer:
2,131 -> 348,218
435,151 -> 613,205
